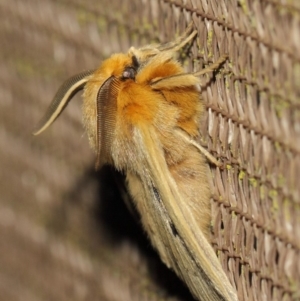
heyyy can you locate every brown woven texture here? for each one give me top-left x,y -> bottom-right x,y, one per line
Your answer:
1,0 -> 299,300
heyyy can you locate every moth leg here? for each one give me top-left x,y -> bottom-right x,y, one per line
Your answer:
158,23 -> 197,52
174,129 -> 222,167
193,54 -> 228,77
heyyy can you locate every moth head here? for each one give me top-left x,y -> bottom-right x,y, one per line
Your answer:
83,45 -> 189,161
83,53 -> 140,168
33,36 -> 199,169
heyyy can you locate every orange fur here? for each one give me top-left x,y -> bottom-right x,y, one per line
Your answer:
95,53 -> 132,78
137,60 -> 183,83
118,82 -> 161,126
160,88 -> 201,136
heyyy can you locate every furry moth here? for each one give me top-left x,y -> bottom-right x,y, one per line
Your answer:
34,26 -> 237,301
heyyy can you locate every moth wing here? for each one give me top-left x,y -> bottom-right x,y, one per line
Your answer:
126,125 -> 237,301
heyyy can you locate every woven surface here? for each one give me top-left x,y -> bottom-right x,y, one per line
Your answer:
1,0 -> 299,300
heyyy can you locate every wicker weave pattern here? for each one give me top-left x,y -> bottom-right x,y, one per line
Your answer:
1,0 -> 299,300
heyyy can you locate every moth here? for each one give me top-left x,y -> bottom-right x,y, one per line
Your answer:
34,25 -> 237,301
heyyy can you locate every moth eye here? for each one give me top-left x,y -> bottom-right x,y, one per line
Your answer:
122,67 -> 136,80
